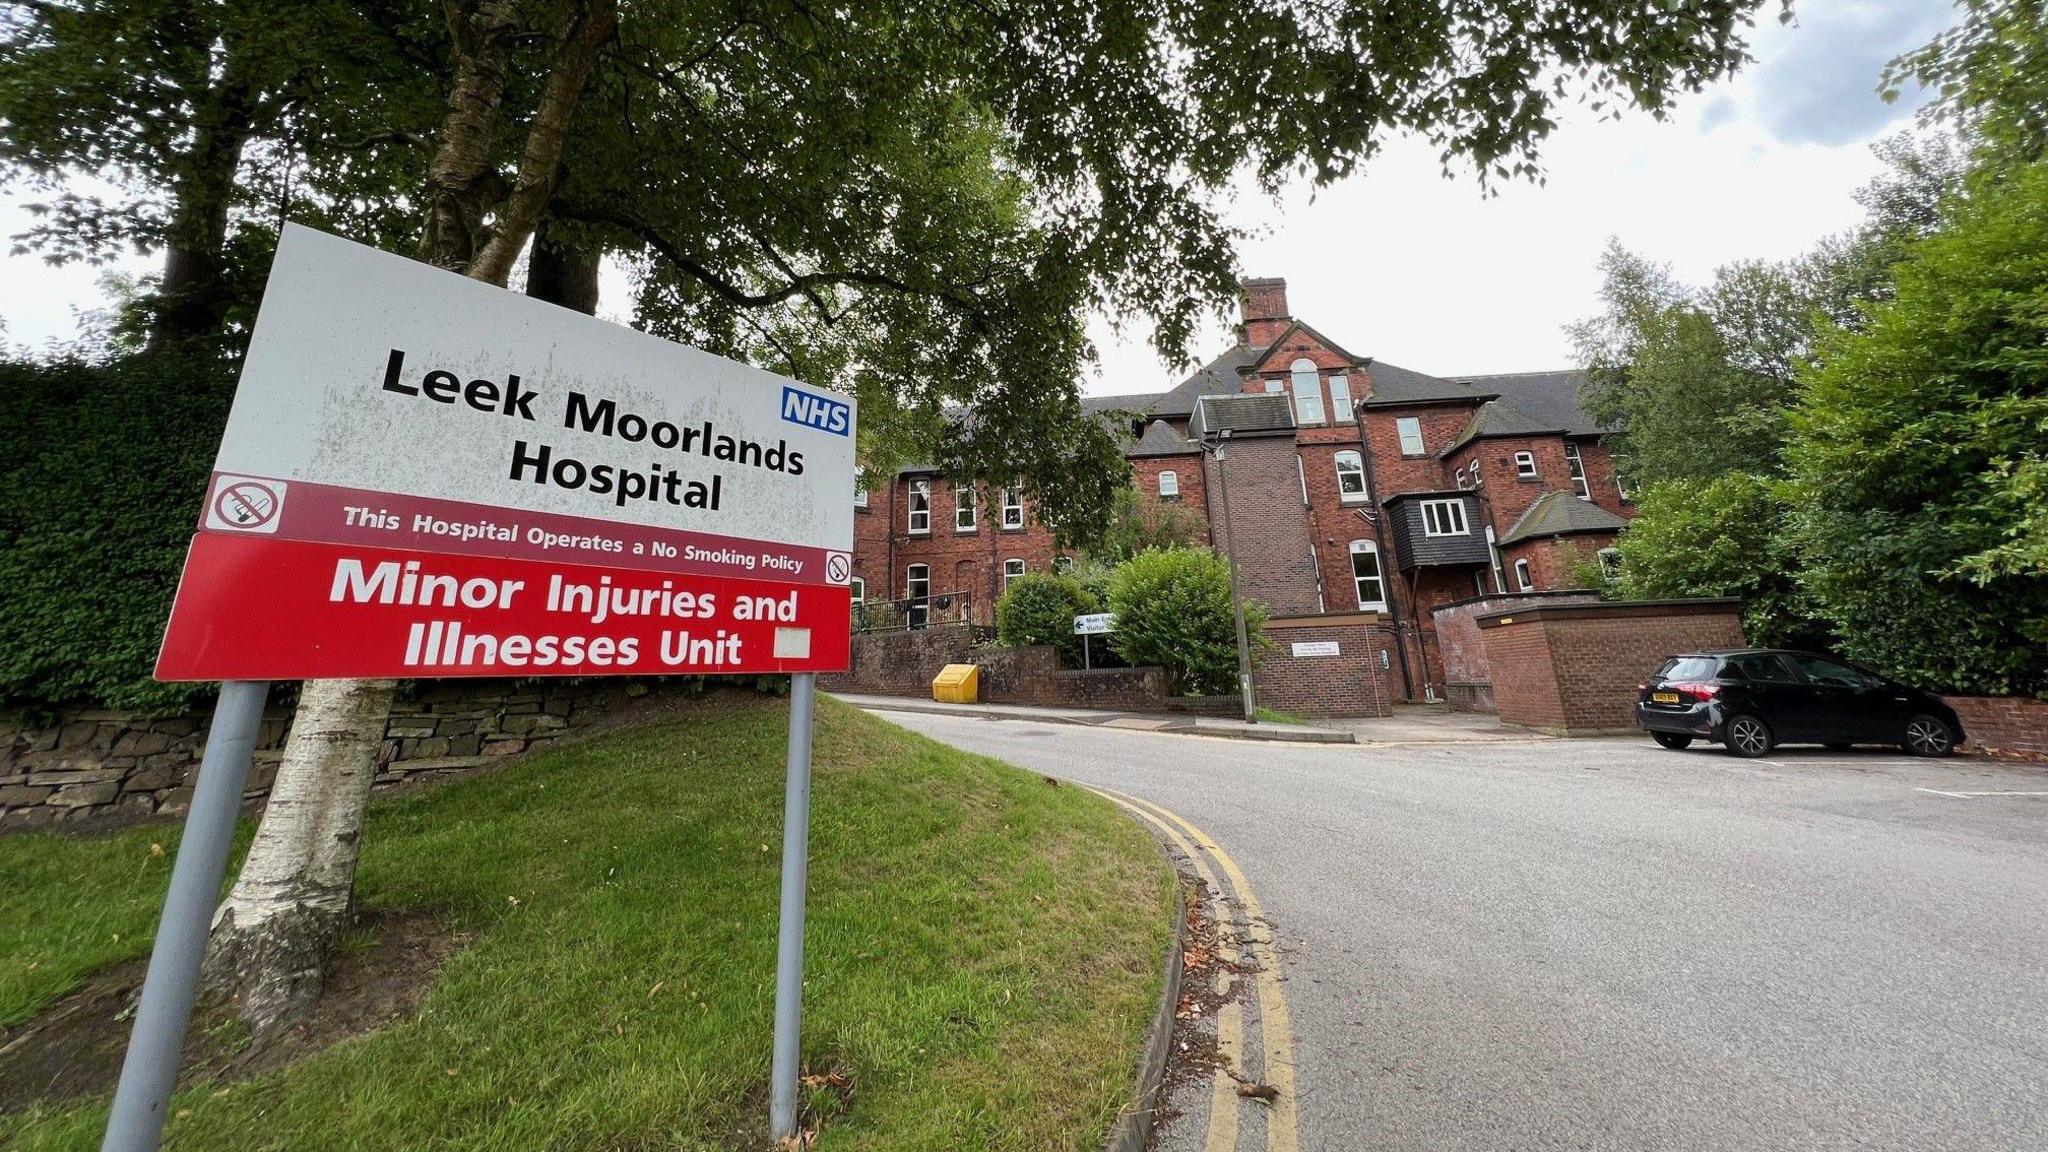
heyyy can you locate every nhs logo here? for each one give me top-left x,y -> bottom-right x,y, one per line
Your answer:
781,386 -> 851,436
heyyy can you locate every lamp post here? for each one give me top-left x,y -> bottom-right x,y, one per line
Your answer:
1201,429 -> 1259,724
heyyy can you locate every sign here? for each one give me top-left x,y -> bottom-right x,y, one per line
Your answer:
1291,641 -> 1340,657
156,224 -> 856,680
1074,612 -> 1116,636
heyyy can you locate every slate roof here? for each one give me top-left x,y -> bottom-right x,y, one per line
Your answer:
1498,490 -> 1631,545
1190,392 -> 1295,439
1082,392 -> 1164,416
1152,345 -> 1258,417
1457,370 -> 1602,436
1358,361 -> 1494,406
1128,419 -> 1200,457
1439,399 -> 1568,456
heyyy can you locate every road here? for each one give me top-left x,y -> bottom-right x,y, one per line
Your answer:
869,709 -> 2048,1152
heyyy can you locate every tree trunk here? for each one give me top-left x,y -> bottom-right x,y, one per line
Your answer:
526,212 -> 602,314
206,0 -> 617,1037
202,679 -> 395,1036
146,52 -> 260,350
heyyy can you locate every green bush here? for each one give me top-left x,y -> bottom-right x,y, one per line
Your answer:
1788,159 -> 2048,696
995,572 -> 1098,665
0,351 -> 236,715
1614,473 -> 1829,650
1105,548 -> 1264,695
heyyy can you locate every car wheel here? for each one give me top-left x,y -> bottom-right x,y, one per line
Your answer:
1902,714 -> 1956,757
1653,733 -> 1693,750
1723,714 -> 1774,758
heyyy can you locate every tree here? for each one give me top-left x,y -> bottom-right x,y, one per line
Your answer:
1787,157 -> 2048,697
205,0 -> 620,1037
1885,0 -> 2048,166
1613,473 -> 1826,648
1086,486 -> 1208,566
995,572 -> 1100,665
1106,549 -> 1264,695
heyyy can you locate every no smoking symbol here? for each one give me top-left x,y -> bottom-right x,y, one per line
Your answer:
825,554 -> 851,583
207,477 -> 286,533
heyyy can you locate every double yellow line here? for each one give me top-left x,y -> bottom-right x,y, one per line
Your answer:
1094,787 -> 1298,1152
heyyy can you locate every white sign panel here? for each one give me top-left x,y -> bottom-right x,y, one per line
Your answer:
1291,641 -> 1340,657
211,224 -> 855,580
1074,613 -> 1116,635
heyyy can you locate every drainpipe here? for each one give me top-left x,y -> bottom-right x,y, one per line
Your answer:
1354,410 -> 1415,701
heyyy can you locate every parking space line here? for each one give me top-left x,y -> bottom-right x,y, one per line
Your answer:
1916,788 -> 2048,799
1103,788 -> 1299,1152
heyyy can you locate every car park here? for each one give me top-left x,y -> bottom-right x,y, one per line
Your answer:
1634,649 -> 1964,759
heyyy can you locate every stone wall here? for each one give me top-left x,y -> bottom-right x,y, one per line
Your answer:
1253,613 -> 1398,719
1431,590 -> 1602,713
821,628 -> 1240,715
1944,695 -> 2048,763
1,679 -> 696,832
1478,599 -> 1745,735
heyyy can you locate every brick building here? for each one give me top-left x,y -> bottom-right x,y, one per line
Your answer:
848,277 -> 1632,699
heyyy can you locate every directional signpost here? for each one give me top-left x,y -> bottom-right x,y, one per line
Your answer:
1073,612 -> 1115,669
106,225 -> 854,1150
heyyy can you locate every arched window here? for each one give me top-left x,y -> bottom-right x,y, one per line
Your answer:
1348,540 -> 1387,610
1290,358 -> 1325,424
1334,451 -> 1367,502
1158,469 -> 1180,498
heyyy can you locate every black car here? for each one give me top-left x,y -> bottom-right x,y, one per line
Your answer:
1634,649 -> 1964,759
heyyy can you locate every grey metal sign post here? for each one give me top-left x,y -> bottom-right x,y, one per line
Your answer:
768,672 -> 819,1142
101,680 -> 270,1152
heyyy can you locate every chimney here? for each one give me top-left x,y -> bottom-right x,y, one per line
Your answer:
1239,277 -> 1290,350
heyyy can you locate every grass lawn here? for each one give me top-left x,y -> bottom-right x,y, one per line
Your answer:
0,693 -> 1175,1150
1255,706 -> 1309,726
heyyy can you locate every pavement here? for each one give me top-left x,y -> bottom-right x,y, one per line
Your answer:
866,707 -> 2048,1152
825,692 -> 1361,743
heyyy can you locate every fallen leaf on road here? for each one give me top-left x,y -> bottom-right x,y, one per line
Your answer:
1237,1082 -> 1280,1103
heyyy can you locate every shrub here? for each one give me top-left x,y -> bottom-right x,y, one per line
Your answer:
0,351 -> 236,715
1105,548 -> 1264,695
995,572 -> 1098,665
1614,473 -> 1829,650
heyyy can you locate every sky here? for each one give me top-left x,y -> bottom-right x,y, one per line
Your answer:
0,0 -> 1953,381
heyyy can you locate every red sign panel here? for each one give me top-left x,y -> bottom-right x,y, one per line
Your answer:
156,534 -> 851,681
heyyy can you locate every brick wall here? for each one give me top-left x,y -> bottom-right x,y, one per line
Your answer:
1,679 -> 700,832
1431,590 -> 1601,712
1478,599 -> 1746,734
870,476 -> 1067,624
1130,456 -> 1211,545
1943,695 -> 2048,763
1361,403 -> 1469,494
1205,436 -> 1321,615
1253,613 -> 1398,718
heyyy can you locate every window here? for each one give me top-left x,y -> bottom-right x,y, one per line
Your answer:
1725,653 -> 1798,684
907,480 -> 930,533
1290,358 -> 1325,424
1002,558 -> 1025,591
1564,442 -> 1590,499
1787,654 -> 1880,688
1396,417 -> 1426,456
1486,526 -> 1505,594
1052,555 -> 1074,575
849,577 -> 865,605
1157,469 -> 1180,498
1513,451 -> 1537,479
1514,558 -> 1533,592
1334,451 -> 1368,502
1454,463 -> 1471,490
1348,540 -> 1387,610
906,564 -> 930,627
1420,498 -> 1469,536
1330,374 -> 1353,422
1263,379 -> 1284,393
954,482 -> 976,532
1597,547 -> 1621,579
1000,485 -> 1024,529
852,467 -> 868,507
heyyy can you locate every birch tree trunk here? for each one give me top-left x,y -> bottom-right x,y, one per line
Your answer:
203,0 -> 617,1037
202,679 -> 395,1034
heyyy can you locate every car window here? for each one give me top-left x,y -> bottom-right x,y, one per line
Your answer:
1728,653 -> 1798,684
1787,655 -> 1874,688
1657,656 -> 1719,680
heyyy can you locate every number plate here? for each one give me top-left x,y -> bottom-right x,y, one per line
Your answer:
1652,691 -> 1681,704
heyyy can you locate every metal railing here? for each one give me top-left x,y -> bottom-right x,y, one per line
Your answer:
852,589 -> 976,633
